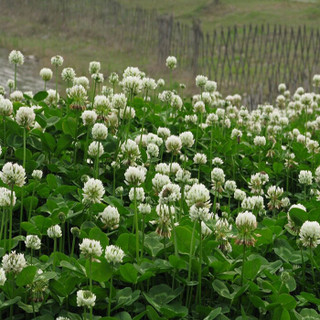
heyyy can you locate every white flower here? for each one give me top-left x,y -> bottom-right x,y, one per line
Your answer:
2,251 -> 27,274
16,107 -> 35,128
67,85 -> 87,101
231,129 -> 242,139
155,163 -> 170,175
129,187 -> 145,202
234,189 -> 246,201
201,221 -> 213,237
225,180 -> 237,193
195,75 -> 208,88
166,56 -> 177,69
212,157 -> 223,166
82,178 -> 105,204
121,76 -> 142,96
205,81 -> 217,92
92,73 -> 104,83
74,76 -> 90,90
157,127 -> 171,140
147,143 -> 159,158
92,123 -> 108,140
236,211 -> 257,231
56,317 -> 70,320
51,55 -> 64,67
175,169 -> 191,184
76,290 -> 96,307
159,183 -> 181,204
190,205 -> 212,222
193,153 -> 207,165
0,187 -> 16,207
25,235 -> 41,250
166,135 -> 182,154
157,78 -> 165,88
0,162 -> 26,187
0,268 -> 6,285
211,168 -> 225,183
81,110 -> 97,126
32,170 -> 43,180
254,136 -> 266,146
98,205 -> 120,229
124,166 -> 146,186
299,170 -> 313,185
300,221 -> 320,248
179,131 -> 194,148
93,95 -> 109,110
79,238 -> 102,258
8,50 -> 24,65
194,101 -> 205,113
186,183 -> 211,208
88,141 -> 104,157
10,90 -> 23,102
47,225 -> 62,239
40,68 -> 53,82
138,203 -> 151,215
0,99 -> 13,116
152,173 -> 171,194
104,245 -> 125,264
45,89 -> 59,105
89,61 -> 101,74
61,67 -> 76,82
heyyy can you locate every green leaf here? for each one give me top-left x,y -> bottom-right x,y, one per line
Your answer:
175,225 -> 197,254
88,227 -> 109,248
273,162 -> 284,175
15,148 -> 32,161
0,296 -> 21,310
33,91 -> 48,102
204,308 -> 222,320
119,263 -> 138,284
144,232 -> 164,257
243,258 -> 261,280
289,208 -> 308,226
278,294 -> 296,310
46,174 -> 58,190
280,309 -> 290,320
212,279 -> 232,299
56,135 -> 73,154
85,258 -> 113,282
62,117 -> 77,138
16,266 -> 37,286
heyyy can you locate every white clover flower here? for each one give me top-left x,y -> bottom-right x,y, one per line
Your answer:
89,61 -> 101,74
51,55 -> 64,67
40,68 -> 53,82
109,72 -> 119,85
124,166 -> 146,186
186,183 -> 211,208
98,205 -> 120,229
225,180 -> 237,194
67,85 -> 87,101
0,162 -> 26,187
155,163 -> 170,175
61,67 -> 76,82
138,203 -> 151,215
211,168 -> 225,183
47,225 -> 62,239
201,221 -> 213,237
77,290 -> 96,307
0,187 -> 16,207
189,205 -> 212,222
92,123 -> 108,140
152,173 -> 171,194
157,78 -> 165,88
194,101 -> 205,113
166,135 -> 182,154
82,178 -> 105,204
74,76 -> 90,90
88,141 -> 104,157
0,99 -> 13,116
111,93 -> 127,110
2,251 -> 27,274
193,153 -> 207,165
278,83 -> 286,93
159,183 -> 181,204
147,143 -> 159,158
299,170 -> 313,185
254,136 -> 266,146
129,187 -> 145,202
81,110 -> 97,126
234,189 -> 246,201
123,66 -> 143,78
104,245 -> 125,264
300,221 -> 320,248
0,268 -> 6,286
166,56 -> 177,69
32,170 -> 43,180
212,157 -> 223,166
16,107 -> 35,128
93,95 -> 109,110
10,90 -> 23,102
45,89 -> 59,105
121,76 -> 142,96
195,75 -> 208,88
179,131 -> 194,148
236,211 -> 257,231
175,169 -> 191,184
8,50 -> 24,65
119,139 -> 140,165
241,196 -> 264,213
79,238 -> 102,258
205,80 -> 217,92
171,94 -> 183,110
231,129 -> 242,140
25,235 -> 41,250
141,77 -> 157,91
56,317 -> 70,320
7,79 -> 14,89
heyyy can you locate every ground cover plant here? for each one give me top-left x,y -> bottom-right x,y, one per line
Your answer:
0,51 -> 320,319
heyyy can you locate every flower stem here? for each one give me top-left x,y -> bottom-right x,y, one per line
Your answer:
197,220 -> 202,304
169,205 -> 178,257
134,188 -> 139,261
8,185 -> 14,252
187,220 -> 197,282
240,244 -> 246,286
108,273 -> 113,316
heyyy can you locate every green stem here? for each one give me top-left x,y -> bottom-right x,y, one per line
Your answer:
309,247 -> 319,297
187,220 -> 197,281
300,246 -> 306,290
53,238 -> 57,269
71,236 -> 75,257
55,66 -> 58,105
141,214 -> 145,259
240,244 -> 246,286
108,273 -> 113,317
94,142 -> 100,179
134,188 -> 139,261
14,64 -> 17,90
197,220 -> 202,304
8,185 -> 14,252
169,205 -> 178,257
91,81 -> 97,108
28,183 -> 36,221
84,126 -> 90,164
0,208 -> 5,245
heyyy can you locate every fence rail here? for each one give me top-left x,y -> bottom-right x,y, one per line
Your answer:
1,0 -> 320,106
